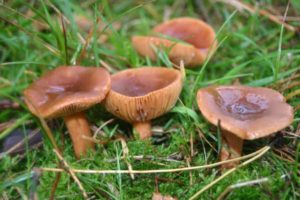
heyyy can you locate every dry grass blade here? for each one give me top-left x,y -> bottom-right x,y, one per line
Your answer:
2,5 -> 50,35
76,17 -> 101,64
0,120 -> 15,132
60,14 -> 69,65
45,1 -> 85,43
197,128 -> 217,152
275,73 -> 300,86
293,104 -> 300,112
93,119 -> 114,139
189,146 -> 270,200
38,117 -> 60,152
119,138 -> 135,180
0,16 -> 60,55
37,146 -> 269,174
272,72 -> 300,91
0,114 -> 31,140
282,81 -> 300,91
217,174 -> 287,200
99,60 -> 117,73
273,148 -> 295,163
285,88 -> 300,101
53,149 -> 88,200
215,0 -> 296,32
276,16 -> 300,22
106,154 -> 184,163
49,172 -> 61,200
24,95 -> 61,153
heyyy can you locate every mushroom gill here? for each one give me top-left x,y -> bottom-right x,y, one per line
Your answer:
105,67 -> 183,139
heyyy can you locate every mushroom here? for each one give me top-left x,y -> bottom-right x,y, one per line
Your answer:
196,85 -> 293,168
132,17 -> 216,67
104,67 -> 183,139
23,66 -> 111,159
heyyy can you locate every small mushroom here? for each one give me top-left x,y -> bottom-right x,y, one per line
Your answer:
196,85 -> 293,168
132,17 -> 216,67
104,67 -> 183,139
23,66 -> 111,159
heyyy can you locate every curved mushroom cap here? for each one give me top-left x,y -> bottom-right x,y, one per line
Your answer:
132,17 -> 216,67
197,86 -> 293,140
153,17 -> 216,49
104,67 -> 183,123
132,36 -> 206,66
24,66 -> 111,119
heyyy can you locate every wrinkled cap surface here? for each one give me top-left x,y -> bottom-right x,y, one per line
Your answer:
197,86 -> 293,140
153,17 -> 216,50
24,66 -> 111,119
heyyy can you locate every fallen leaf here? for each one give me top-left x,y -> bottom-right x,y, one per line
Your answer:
0,128 -> 43,157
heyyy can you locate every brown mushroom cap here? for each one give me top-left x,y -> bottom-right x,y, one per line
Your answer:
132,17 -> 216,67
104,67 -> 183,122
132,36 -> 206,66
197,86 -> 293,140
24,66 -> 111,119
153,17 -> 215,49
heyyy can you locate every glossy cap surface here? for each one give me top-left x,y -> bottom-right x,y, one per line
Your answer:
197,86 -> 293,140
24,66 -> 111,118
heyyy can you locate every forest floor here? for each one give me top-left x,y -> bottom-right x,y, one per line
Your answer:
0,0 -> 300,199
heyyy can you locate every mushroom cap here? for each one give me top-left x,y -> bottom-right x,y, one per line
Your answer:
153,17 -> 215,49
104,67 -> 183,123
132,36 -> 206,66
197,86 -> 293,140
24,66 -> 111,119
132,17 -> 216,67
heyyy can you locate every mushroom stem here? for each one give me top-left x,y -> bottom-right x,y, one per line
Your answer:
133,121 -> 152,139
220,130 -> 244,169
63,112 -> 95,159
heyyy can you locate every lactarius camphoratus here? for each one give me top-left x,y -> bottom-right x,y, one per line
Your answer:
132,17 -> 216,67
104,67 -> 183,139
23,66 -> 111,159
196,85 -> 293,168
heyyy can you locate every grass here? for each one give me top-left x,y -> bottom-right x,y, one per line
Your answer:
1,0 -> 300,199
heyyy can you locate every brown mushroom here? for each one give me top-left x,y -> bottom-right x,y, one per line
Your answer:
104,67 -> 183,139
196,85 -> 293,168
23,66 -> 111,159
132,17 -> 216,67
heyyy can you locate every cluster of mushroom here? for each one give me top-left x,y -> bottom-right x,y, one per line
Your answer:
24,66 -> 183,158
23,17 -> 294,168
